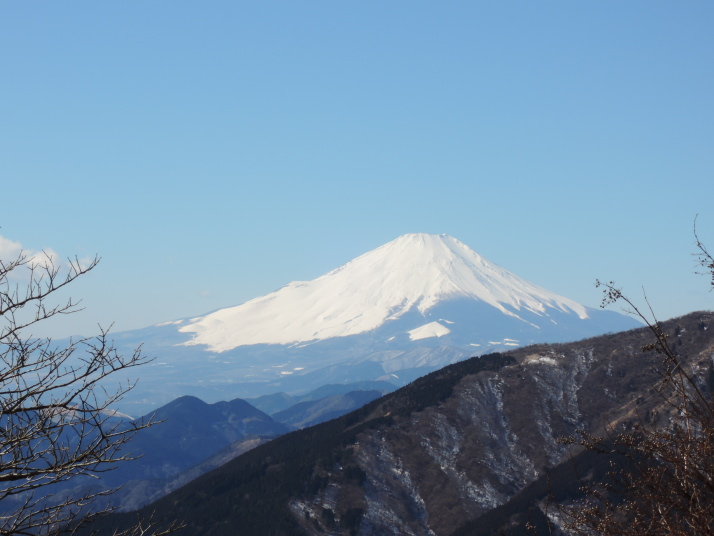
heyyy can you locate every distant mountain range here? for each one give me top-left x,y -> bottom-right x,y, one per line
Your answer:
107,233 -> 639,415
0,383 -> 393,516
93,311 -> 714,536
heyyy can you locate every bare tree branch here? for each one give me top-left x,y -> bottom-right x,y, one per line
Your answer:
563,226 -> 714,535
0,247 -> 181,535
694,215 -> 714,292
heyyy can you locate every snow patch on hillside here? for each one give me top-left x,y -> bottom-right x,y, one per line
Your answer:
408,322 -> 451,341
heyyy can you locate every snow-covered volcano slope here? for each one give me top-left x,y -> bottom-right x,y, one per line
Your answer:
112,234 -> 640,414
179,234 -> 590,351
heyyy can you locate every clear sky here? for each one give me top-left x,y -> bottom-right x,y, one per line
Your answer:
1,1 -> 713,339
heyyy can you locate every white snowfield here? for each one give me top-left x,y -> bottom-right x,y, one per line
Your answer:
408,322 -> 451,341
179,233 -> 589,352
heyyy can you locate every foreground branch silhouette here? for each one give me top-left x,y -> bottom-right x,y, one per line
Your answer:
561,226 -> 714,535
0,249 -> 180,535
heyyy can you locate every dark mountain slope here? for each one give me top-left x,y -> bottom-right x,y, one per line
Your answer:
73,395 -> 290,513
1,394 -> 291,524
102,388 -> 391,512
89,354 -> 514,535
106,395 -> 289,486
92,312 -> 713,536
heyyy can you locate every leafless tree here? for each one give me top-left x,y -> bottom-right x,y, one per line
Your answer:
0,248 -> 180,535
695,215 -> 714,292
561,225 -> 714,535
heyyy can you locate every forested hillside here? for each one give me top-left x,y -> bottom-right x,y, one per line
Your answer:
91,311 -> 714,535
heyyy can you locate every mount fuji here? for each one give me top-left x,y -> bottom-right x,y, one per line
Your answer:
110,234 -> 639,414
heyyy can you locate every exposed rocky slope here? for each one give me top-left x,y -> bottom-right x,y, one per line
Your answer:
94,311 -> 713,536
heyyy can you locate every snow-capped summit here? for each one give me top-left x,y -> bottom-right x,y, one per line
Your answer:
179,234 -> 587,352
108,233 -> 640,413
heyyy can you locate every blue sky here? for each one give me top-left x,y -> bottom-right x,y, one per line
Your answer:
1,1 -> 713,338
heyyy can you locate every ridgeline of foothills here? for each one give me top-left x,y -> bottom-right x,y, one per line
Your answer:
91,311 -> 713,535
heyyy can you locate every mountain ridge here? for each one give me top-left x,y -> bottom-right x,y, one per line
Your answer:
92,311 -> 713,536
